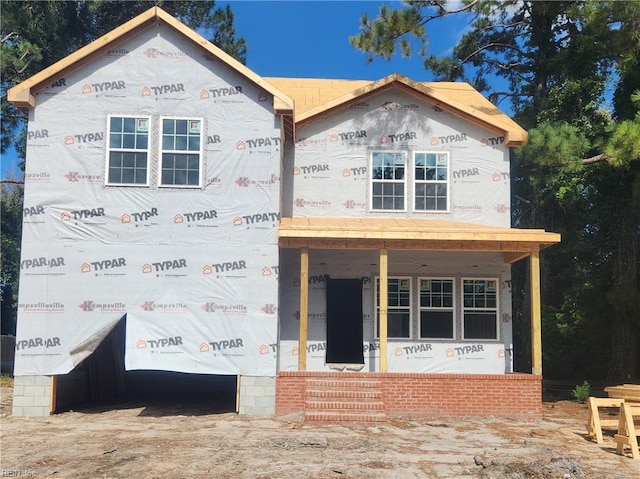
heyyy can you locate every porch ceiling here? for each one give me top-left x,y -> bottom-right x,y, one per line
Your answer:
278,217 -> 561,263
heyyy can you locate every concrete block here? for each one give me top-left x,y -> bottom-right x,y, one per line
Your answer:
255,395 -> 275,408
14,376 -> 35,386
24,385 -> 45,397
246,406 -> 274,416
240,394 -> 256,407
22,406 -> 49,417
33,375 -> 51,386
12,406 -> 23,416
32,394 -> 51,408
13,385 -> 24,397
246,385 -> 266,397
241,376 -> 257,387
12,395 -> 34,407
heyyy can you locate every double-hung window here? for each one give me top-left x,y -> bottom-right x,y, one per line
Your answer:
370,151 -> 449,212
375,277 -> 411,338
414,152 -> 449,211
462,279 -> 498,339
371,152 -> 406,211
106,116 -> 150,186
419,278 -> 454,339
160,118 -> 203,187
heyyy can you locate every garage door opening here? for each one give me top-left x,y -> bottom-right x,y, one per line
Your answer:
53,316 -> 237,416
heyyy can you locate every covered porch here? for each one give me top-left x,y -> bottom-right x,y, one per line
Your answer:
276,217 -> 560,420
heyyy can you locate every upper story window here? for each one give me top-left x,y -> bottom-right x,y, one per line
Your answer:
371,152 -> 406,211
160,118 -> 203,187
462,279 -> 499,340
106,116 -> 150,186
414,152 -> 449,211
419,278 -> 455,339
370,151 -> 449,212
105,116 -> 204,188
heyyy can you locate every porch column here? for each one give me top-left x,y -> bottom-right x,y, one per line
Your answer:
530,248 -> 542,375
298,247 -> 309,371
379,248 -> 388,372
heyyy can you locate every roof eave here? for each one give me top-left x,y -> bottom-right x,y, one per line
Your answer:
8,7 -> 160,109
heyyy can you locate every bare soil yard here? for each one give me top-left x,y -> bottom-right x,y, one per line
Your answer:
1,381 -> 638,479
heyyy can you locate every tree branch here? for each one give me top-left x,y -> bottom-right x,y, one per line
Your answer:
1,32 -> 19,44
582,153 -> 608,165
460,42 -> 524,65
0,180 -> 24,185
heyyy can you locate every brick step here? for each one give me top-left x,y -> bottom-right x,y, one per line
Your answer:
306,379 -> 382,389
306,399 -> 386,410
305,411 -> 388,423
306,388 -> 383,399
303,376 -> 388,423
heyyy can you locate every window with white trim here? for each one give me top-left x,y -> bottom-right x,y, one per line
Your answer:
419,278 -> 454,339
414,152 -> 449,211
106,116 -> 150,186
159,118 -> 203,187
371,152 -> 406,211
375,277 -> 411,338
462,279 -> 498,340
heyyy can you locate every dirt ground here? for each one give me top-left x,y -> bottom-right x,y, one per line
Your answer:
1,382 -> 638,479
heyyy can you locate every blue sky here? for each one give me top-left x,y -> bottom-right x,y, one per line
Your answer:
227,0 -> 470,80
1,1 -> 474,179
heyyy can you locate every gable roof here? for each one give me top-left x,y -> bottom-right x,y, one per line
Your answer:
265,74 -> 527,146
8,7 -> 294,115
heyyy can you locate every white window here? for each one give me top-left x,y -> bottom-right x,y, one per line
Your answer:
414,152 -> 449,211
419,278 -> 455,339
106,116 -> 150,186
370,152 -> 406,211
159,118 -> 203,187
462,279 -> 499,340
375,277 -> 411,338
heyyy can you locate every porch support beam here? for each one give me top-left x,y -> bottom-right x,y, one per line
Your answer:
298,248 -> 309,371
530,248 -> 542,375
379,248 -> 388,372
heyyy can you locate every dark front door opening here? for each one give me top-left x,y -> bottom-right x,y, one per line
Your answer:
325,277 -> 364,365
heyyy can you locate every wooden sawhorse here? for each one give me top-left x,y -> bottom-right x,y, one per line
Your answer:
614,402 -> 640,460
587,397 -> 625,444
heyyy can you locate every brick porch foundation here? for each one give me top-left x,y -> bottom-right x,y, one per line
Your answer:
276,371 -> 542,420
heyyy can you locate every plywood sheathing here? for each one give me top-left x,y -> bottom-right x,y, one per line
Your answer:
278,217 -> 560,259
265,74 -> 527,146
8,7 -> 294,116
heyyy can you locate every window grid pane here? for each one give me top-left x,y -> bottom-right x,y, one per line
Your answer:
462,279 -> 498,339
376,278 -> 411,338
415,152 -> 448,211
107,116 -> 149,185
371,152 -> 406,210
419,279 -> 454,339
160,118 -> 202,187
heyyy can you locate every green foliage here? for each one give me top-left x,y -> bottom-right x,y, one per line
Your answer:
0,184 -> 24,335
518,123 -> 588,172
604,117 -> 640,168
571,381 -> 591,403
